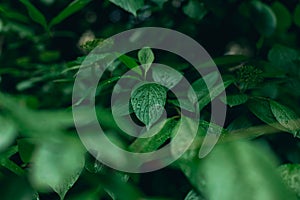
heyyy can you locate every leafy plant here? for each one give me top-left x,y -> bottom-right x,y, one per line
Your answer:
0,0 -> 300,200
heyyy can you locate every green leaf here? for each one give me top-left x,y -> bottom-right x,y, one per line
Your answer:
183,0 -> 207,21
118,54 -> 142,75
268,44 -> 299,67
131,83 -> 167,128
0,5 -> 30,24
152,65 -> 183,89
30,137 -> 85,200
270,100 -> 300,137
197,141 -> 297,200
198,78 -> 234,110
20,0 -> 48,30
271,2 -> 292,32
49,0 -> 92,28
170,116 -> 199,159
0,116 -> 17,152
168,98 -> 196,112
245,0 -> 277,36
278,164 -> 300,198
188,71 -> 219,104
17,139 -> 36,163
109,0 -> 144,16
138,47 -> 154,76
151,0 -> 168,8
294,4 -> 300,27
199,55 -> 249,68
220,94 -> 248,107
130,118 -> 178,153
0,146 -> 25,175
247,97 -> 288,132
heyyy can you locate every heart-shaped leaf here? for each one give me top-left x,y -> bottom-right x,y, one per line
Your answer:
131,83 -> 166,129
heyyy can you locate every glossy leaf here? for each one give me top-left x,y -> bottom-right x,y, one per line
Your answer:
20,0 -> 48,30
247,97 -> 288,132
109,0 -> 144,16
131,83 -> 167,128
270,100 -> 300,137
49,0 -> 92,28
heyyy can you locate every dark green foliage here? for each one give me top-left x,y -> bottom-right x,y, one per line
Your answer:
0,0 -> 300,200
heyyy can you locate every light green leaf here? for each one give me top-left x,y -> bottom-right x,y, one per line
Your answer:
20,0 -> 48,30
30,137 -> 85,199
152,65 -> 183,89
131,83 -> 167,128
278,164 -> 300,198
183,0 -> 207,21
49,0 -> 92,28
197,141 -> 297,200
0,116 -> 17,152
294,4 -> 300,27
188,71 -> 219,104
220,94 -> 248,107
109,0 -> 144,16
271,2 -> 292,32
138,47 -> 154,76
270,100 -> 300,137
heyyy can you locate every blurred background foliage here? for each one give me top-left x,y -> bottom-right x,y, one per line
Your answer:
0,0 -> 300,199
